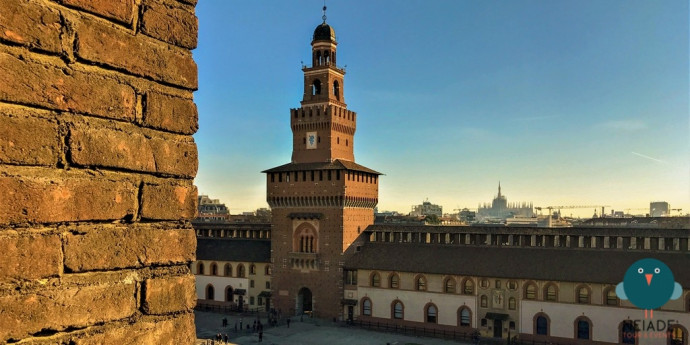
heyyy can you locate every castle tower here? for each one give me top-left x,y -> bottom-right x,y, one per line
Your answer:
263,10 -> 380,319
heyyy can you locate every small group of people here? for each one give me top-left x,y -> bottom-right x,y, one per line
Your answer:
213,333 -> 228,344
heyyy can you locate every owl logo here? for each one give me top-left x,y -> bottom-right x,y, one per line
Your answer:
616,258 -> 682,318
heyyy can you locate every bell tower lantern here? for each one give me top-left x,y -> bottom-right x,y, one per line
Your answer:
302,7 -> 344,105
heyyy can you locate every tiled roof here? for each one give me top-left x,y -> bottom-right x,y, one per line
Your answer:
262,159 -> 381,175
196,238 -> 271,263
345,242 -> 690,287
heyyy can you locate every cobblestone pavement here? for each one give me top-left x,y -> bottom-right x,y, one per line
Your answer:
195,310 -> 475,345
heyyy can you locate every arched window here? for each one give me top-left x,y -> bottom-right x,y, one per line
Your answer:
197,262 -> 205,275
525,282 -> 537,300
225,285 -> 233,302
237,264 -> 245,278
389,273 -> 399,289
206,284 -> 215,300
575,317 -> 592,340
265,265 -> 272,276
620,320 -> 637,344
576,285 -> 591,304
425,303 -> 438,323
415,275 -> 427,291
458,307 -> 472,327
361,298 -> 372,316
444,277 -> 456,293
294,224 -> 318,253
605,287 -> 618,306
249,264 -> 256,275
534,313 -> 549,336
508,297 -> 516,310
462,279 -> 474,295
210,262 -> 218,276
223,263 -> 232,277
333,80 -> 340,100
312,79 -> 322,95
371,272 -> 381,287
392,300 -> 404,319
480,295 -> 488,308
544,283 -> 558,301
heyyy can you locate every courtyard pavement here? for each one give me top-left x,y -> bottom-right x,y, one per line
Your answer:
195,310 -> 476,345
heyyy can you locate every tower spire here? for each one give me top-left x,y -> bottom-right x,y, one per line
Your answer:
498,181 -> 502,198
322,1 -> 327,23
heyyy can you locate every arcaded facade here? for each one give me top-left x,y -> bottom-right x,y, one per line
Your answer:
344,225 -> 690,345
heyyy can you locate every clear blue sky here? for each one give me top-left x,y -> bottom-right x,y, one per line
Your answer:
193,1 -> 689,217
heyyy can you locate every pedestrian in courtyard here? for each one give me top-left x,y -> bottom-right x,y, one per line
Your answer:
224,334 -> 228,343
287,317 -> 291,328
239,318 -> 243,331
259,331 -> 263,342
234,321 -> 237,332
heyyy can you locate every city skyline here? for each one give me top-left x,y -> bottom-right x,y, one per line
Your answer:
193,1 -> 689,218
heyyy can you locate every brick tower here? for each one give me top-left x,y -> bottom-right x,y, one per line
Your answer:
263,12 -> 380,319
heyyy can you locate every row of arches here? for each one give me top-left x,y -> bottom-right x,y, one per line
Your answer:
523,282 -> 619,305
313,49 -> 336,66
533,313 -> 687,344
360,297 -> 473,327
368,272 -> 476,295
366,272 -> 622,306
196,262 -> 270,277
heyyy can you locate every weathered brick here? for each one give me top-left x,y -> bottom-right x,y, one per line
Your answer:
68,121 -> 155,172
144,92 -> 198,134
0,234 -> 62,281
0,283 -> 136,341
75,17 -> 197,89
0,0 -> 62,53
64,225 -> 195,272
141,1 -> 198,49
0,52 -> 135,121
140,180 -> 197,220
150,137 -> 198,177
58,0 -> 135,25
68,120 -> 197,177
0,170 -> 138,225
0,112 -> 59,166
142,275 -> 196,314
72,313 -> 196,345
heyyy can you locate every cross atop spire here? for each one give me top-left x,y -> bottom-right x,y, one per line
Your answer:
322,2 -> 327,23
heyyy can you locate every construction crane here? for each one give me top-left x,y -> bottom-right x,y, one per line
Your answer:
535,205 -> 611,217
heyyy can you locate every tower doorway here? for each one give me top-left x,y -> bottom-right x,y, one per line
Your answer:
297,287 -> 313,315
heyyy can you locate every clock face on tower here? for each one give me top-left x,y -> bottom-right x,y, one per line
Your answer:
306,132 -> 317,149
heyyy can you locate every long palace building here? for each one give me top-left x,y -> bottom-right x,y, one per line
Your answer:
189,10 -> 690,345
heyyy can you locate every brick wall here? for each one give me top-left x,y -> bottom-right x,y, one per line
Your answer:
0,0 -> 199,343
